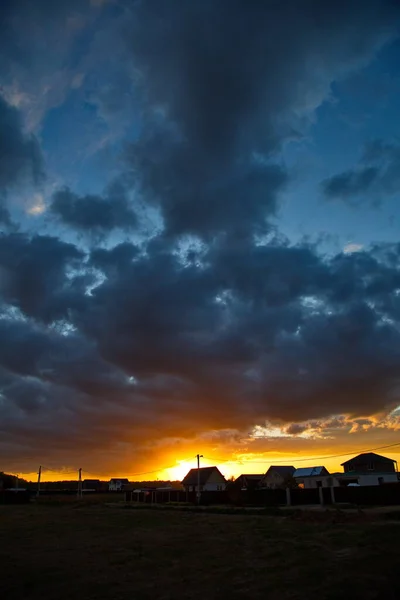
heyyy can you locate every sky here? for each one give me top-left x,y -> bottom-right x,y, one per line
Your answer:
1,0 -> 400,483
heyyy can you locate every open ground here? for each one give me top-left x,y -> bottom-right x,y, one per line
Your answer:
1,502 -> 400,600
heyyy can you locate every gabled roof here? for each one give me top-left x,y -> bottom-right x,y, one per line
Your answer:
109,478 -> 130,483
265,466 -> 295,478
341,452 -> 396,466
235,474 -> 264,487
293,466 -> 328,478
181,466 -> 225,486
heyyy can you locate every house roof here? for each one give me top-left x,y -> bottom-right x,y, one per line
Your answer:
265,466 -> 295,477
293,466 -> 328,478
109,478 -> 129,483
237,474 -> 264,480
341,452 -> 396,466
181,466 -> 225,485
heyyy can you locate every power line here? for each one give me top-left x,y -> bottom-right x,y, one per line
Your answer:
203,441 -> 400,466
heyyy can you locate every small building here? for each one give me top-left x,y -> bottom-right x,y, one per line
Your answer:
293,466 -> 330,489
181,466 -> 226,492
260,466 -> 295,489
108,478 -> 130,491
234,474 -> 264,490
341,452 -> 397,474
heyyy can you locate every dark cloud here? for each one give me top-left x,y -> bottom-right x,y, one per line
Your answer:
122,0 -> 400,238
285,423 -> 309,436
125,134 -> 287,238
0,95 -> 43,191
349,418 -> 374,432
0,233 -> 84,322
65,237 -> 400,428
255,298 -> 400,422
0,317 -> 130,397
90,242 -> 139,276
322,167 -> 379,199
2,233 -> 400,471
50,180 -> 138,235
128,0 -> 399,162
322,139 -> 400,202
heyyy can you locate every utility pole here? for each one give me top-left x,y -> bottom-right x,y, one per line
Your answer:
196,454 -> 203,505
78,468 -> 82,499
36,466 -> 42,498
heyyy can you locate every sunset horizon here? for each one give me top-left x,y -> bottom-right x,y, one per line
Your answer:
14,438 -> 400,484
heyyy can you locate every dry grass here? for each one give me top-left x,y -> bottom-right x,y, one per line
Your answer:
1,503 -> 400,600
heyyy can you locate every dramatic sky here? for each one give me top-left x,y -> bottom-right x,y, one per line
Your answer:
1,0 -> 400,482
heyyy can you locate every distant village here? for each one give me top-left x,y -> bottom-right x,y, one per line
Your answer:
102,451 -> 399,495
2,451 -> 399,504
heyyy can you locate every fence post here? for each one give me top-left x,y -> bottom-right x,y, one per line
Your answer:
330,486 -> 335,505
319,486 -> 324,506
286,487 -> 291,506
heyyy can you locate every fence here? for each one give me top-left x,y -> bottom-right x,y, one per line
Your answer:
334,483 -> 400,506
125,483 -> 400,508
0,490 -> 31,504
5,484 -> 400,506
125,488 -> 289,506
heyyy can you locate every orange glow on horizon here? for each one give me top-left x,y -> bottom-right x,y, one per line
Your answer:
15,450 -> 400,483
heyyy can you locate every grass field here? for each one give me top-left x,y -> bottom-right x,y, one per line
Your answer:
1,503 -> 400,600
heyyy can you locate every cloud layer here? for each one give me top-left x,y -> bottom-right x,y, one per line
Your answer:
1,0 -> 400,474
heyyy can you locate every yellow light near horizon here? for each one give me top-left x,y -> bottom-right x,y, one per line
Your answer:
160,460 -> 196,482
17,470 -> 79,483
16,450 -> 400,484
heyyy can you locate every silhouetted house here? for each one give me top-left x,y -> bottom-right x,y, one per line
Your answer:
341,453 -> 397,474
108,478 -> 130,491
293,466 -> 330,489
83,479 -> 101,491
260,466 -> 295,489
235,474 -> 264,490
182,467 -> 226,492
333,453 -> 398,487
